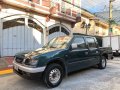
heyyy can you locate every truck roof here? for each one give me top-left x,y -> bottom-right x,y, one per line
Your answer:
73,33 -> 102,47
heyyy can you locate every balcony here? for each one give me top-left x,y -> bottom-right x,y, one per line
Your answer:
31,0 -> 81,16
2,0 -> 81,22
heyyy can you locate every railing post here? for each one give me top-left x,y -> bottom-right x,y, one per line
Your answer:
59,0 -> 62,13
40,0 -> 42,6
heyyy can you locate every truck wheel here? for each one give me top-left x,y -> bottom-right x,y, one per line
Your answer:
98,56 -> 107,69
43,63 -> 64,88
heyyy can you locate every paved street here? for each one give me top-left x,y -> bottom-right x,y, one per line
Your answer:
1,58 -> 120,90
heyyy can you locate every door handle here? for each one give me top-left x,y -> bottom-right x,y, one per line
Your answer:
85,52 -> 88,55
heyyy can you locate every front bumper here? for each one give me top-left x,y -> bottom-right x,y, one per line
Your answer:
13,61 -> 46,79
13,61 -> 46,73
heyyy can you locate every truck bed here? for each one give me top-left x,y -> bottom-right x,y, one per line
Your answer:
99,47 -> 113,60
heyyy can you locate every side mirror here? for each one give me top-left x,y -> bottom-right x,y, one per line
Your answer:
71,43 -> 77,49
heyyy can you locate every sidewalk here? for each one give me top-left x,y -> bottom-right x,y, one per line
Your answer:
0,57 -> 14,75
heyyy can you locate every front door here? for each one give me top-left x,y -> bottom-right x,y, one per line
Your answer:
67,36 -> 89,72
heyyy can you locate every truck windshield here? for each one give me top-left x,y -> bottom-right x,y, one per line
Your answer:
44,36 -> 71,49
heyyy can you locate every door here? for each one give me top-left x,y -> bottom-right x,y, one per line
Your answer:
85,37 -> 100,65
67,36 -> 89,72
2,26 -> 43,56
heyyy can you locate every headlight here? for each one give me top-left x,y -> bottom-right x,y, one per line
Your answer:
29,59 -> 38,66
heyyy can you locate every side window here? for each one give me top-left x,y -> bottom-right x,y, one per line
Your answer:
72,37 -> 87,49
86,37 -> 96,49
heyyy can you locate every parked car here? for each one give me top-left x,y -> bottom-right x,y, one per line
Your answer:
13,33 -> 113,88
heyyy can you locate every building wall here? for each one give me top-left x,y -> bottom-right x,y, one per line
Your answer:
72,16 -> 109,36
0,4 -> 72,57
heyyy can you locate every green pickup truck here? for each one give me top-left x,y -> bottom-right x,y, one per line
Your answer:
13,33 -> 113,88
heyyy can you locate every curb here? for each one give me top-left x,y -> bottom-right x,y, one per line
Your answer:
0,56 -> 14,75
0,69 -> 13,75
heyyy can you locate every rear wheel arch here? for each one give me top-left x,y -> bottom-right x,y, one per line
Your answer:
102,53 -> 108,59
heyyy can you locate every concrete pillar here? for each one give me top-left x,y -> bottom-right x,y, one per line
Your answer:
43,27 -> 47,45
25,18 -> 28,26
44,20 -> 48,45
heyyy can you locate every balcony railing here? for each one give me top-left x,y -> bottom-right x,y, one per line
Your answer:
28,0 -> 81,18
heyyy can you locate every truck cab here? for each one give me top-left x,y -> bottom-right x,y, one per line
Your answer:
13,34 -> 112,88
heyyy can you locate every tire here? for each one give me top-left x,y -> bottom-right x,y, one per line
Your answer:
43,63 -> 64,88
98,56 -> 107,69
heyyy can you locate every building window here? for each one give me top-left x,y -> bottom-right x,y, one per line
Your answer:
61,27 -> 69,35
49,26 -> 59,35
3,18 -> 25,29
28,19 -> 43,33
86,37 -> 97,49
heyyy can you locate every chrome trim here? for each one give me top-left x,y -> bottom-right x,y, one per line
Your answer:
13,61 -> 46,73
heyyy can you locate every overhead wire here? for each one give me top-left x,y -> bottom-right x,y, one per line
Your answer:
81,0 -> 120,25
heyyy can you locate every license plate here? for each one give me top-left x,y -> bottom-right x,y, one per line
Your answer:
14,65 -> 18,71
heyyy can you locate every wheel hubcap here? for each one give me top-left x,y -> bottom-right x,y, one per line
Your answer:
49,68 -> 61,84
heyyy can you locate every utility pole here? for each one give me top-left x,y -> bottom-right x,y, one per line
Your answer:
109,0 -> 115,47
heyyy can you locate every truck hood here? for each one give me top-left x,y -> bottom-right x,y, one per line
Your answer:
16,48 -> 62,59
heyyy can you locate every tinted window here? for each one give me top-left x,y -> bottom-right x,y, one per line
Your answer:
95,36 -> 102,47
72,37 -> 86,49
86,37 -> 96,48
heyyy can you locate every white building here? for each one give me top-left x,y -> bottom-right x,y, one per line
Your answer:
0,0 -> 81,57
0,0 -> 112,57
